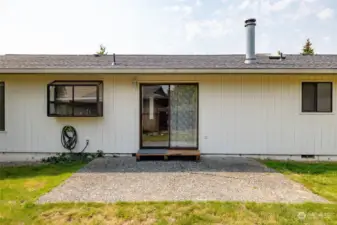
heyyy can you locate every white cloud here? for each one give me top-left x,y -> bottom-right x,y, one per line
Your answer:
195,0 -> 202,7
323,36 -> 331,41
289,1 -> 315,20
268,0 -> 296,11
228,4 -> 235,10
236,0 -> 297,13
317,8 -> 334,20
185,19 -> 233,40
238,0 -> 250,10
164,5 -> 193,17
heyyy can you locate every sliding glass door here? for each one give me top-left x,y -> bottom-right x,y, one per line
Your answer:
141,85 -> 169,148
169,85 -> 198,148
141,84 -> 198,149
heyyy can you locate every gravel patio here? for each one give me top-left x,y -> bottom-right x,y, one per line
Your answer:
38,157 -> 328,204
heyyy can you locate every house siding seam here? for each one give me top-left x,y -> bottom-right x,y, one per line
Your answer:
0,74 -> 337,161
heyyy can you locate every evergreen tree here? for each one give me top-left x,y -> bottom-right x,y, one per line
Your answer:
302,39 -> 314,55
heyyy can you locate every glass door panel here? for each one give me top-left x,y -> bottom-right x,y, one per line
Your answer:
169,84 -> 198,148
141,85 -> 169,147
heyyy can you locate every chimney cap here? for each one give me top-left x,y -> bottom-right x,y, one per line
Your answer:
245,18 -> 256,23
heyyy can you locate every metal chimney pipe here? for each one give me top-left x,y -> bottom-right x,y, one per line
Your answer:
244,18 -> 257,64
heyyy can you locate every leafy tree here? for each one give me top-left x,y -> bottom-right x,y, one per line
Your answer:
302,38 -> 314,55
96,44 -> 108,55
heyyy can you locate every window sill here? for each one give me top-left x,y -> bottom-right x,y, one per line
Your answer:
0,130 -> 7,133
49,115 -> 103,118
300,112 -> 335,115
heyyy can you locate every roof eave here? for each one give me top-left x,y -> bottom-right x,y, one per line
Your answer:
0,68 -> 336,74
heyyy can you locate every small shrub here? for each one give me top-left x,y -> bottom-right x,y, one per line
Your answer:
41,150 -> 104,164
96,150 -> 104,158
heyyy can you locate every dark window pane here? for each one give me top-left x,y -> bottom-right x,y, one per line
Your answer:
74,86 -> 97,101
0,82 -> 4,130
73,103 -> 98,116
302,83 -> 316,112
55,103 -> 73,116
98,102 -> 103,115
49,103 -> 73,116
73,86 -> 98,116
317,83 -> 332,112
55,86 -> 73,103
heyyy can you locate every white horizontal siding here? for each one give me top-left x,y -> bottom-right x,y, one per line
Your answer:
0,74 -> 337,156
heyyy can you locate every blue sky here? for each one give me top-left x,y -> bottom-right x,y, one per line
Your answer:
0,0 -> 335,54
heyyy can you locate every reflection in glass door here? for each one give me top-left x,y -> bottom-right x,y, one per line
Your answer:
141,84 -> 198,149
141,85 -> 169,147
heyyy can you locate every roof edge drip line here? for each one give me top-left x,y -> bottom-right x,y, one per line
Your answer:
0,68 -> 336,74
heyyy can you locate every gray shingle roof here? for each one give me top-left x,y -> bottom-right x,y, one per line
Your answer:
1,54 -> 337,70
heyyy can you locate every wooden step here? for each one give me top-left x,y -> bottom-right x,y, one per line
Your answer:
136,149 -> 200,161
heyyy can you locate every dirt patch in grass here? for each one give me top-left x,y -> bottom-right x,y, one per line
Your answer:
24,180 -> 47,192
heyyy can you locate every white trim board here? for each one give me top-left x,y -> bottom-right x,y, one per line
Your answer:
0,68 -> 337,74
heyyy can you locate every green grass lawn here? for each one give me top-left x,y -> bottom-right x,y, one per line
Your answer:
263,160 -> 337,203
0,162 -> 85,224
1,161 -> 337,224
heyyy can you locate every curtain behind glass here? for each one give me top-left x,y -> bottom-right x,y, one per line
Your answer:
169,84 -> 197,148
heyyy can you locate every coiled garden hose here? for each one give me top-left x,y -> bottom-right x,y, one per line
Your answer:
61,125 -> 90,154
61,125 -> 78,152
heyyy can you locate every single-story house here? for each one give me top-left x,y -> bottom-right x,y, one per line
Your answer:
1,18 -> 337,162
